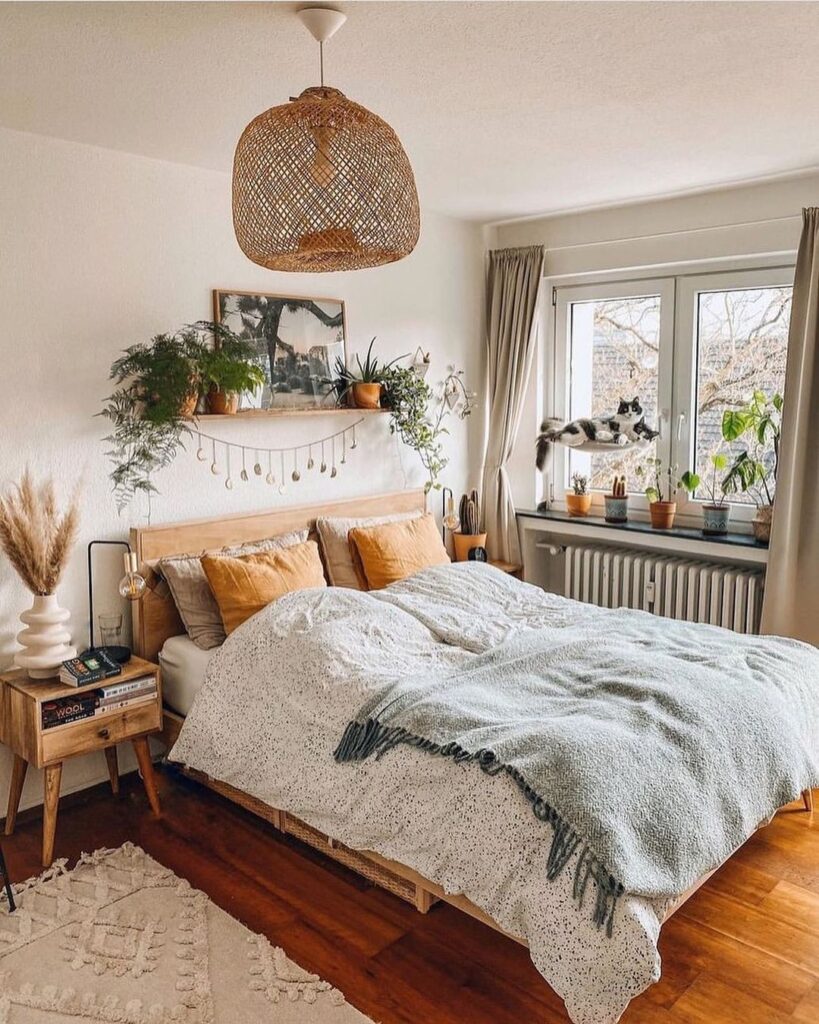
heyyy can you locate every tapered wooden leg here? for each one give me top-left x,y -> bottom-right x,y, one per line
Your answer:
132,737 -> 160,816
803,789 -> 814,813
5,755 -> 27,836
42,762 -> 62,867
104,746 -> 119,795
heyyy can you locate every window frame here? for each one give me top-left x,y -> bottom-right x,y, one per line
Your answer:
544,257 -> 795,528
551,277 -> 676,516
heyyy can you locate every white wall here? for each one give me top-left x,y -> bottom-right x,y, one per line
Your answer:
494,172 -> 817,510
0,126 -> 485,811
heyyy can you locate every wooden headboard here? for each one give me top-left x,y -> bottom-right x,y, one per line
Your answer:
130,489 -> 427,661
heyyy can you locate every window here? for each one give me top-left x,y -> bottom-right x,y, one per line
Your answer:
550,265 -> 793,522
554,278 -> 675,499
692,285 -> 791,505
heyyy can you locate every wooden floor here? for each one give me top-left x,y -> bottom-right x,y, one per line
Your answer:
2,767 -> 818,1023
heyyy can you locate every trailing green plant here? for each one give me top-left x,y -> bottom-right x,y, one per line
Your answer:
636,457 -> 699,503
570,473 -> 588,496
380,364 -> 475,492
322,339 -> 475,492
721,391 -> 782,506
100,329 -> 205,512
100,321 -> 263,513
458,489 -> 481,535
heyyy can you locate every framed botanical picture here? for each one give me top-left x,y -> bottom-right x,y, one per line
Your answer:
213,290 -> 347,411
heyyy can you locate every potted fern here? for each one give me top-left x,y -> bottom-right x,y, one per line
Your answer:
101,321 -> 263,511
452,489 -> 487,561
199,325 -> 265,415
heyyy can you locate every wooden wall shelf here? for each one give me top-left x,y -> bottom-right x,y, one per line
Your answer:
194,407 -> 388,421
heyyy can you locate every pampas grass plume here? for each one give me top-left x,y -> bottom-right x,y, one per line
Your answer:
0,470 -> 80,596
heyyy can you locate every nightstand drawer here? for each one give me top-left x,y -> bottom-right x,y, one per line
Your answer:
41,699 -> 161,764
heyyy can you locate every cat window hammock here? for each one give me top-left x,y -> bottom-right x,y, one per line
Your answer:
552,437 -> 654,454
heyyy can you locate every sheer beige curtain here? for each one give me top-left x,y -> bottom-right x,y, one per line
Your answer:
481,245 -> 545,563
761,208 -> 819,645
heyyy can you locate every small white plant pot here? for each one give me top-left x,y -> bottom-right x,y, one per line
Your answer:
14,594 -> 76,679
702,504 -> 730,536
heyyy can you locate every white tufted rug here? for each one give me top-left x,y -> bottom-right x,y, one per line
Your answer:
0,843 -> 374,1023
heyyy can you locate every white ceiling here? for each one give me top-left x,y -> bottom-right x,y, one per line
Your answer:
2,1 -> 819,222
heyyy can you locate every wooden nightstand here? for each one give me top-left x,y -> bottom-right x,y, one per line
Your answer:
490,559 -> 523,579
0,655 -> 162,866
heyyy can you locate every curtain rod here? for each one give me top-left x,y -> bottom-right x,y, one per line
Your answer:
536,213 -> 802,254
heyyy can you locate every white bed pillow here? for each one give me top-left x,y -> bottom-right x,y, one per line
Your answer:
160,528 -> 308,650
316,511 -> 422,589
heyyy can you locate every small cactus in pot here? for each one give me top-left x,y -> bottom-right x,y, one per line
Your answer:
453,489 -> 487,561
604,475 -> 629,523
566,473 -> 592,517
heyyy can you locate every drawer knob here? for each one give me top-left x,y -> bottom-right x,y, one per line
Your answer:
98,728 -> 110,739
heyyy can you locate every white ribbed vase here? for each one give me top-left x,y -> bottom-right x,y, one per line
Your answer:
15,594 -> 77,679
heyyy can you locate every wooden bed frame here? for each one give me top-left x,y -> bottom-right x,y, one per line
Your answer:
130,489 -> 809,946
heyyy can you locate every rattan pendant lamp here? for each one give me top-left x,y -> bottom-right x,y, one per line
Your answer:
232,6 -> 420,273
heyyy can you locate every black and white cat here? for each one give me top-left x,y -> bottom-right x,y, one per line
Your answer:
535,398 -> 659,471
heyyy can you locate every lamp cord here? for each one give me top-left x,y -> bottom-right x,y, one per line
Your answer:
320,40 -> 324,87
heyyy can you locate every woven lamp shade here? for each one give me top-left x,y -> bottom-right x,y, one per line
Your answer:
233,86 -> 420,273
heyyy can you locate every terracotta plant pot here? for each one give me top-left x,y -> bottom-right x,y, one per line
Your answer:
351,382 -> 382,410
753,503 -> 773,544
702,503 -> 730,536
649,500 -> 677,530
179,392 -> 199,418
565,492 -> 592,517
452,531 -> 487,562
603,494 -> 628,523
207,388 -> 239,415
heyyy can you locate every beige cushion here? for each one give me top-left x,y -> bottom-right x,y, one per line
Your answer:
316,511 -> 422,589
201,541 -> 327,635
160,529 -> 308,649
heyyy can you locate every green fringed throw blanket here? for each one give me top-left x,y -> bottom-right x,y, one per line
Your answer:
335,619 -> 819,936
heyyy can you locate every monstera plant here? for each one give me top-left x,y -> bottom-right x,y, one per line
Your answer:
721,390 -> 783,542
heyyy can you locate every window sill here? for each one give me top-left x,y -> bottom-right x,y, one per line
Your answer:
516,507 -> 768,565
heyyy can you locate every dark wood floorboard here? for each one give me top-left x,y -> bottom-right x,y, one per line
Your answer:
1,767 -> 816,1023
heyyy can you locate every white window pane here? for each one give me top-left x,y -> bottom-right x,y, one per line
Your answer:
568,295 -> 660,492
694,287 -> 791,505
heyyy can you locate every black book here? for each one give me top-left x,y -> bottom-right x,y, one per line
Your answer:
42,692 -> 100,729
59,650 -> 122,687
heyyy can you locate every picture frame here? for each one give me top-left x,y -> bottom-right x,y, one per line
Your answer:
213,289 -> 347,411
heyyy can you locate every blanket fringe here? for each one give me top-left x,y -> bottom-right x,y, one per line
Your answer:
334,718 -> 625,937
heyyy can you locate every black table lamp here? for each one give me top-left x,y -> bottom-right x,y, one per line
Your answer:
80,541 -> 147,664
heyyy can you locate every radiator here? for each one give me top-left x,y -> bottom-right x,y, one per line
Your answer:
563,544 -> 764,634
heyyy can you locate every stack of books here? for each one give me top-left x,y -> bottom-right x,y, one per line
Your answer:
41,676 -> 157,730
59,650 -> 122,687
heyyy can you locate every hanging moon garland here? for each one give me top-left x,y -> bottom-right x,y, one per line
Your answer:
190,419 -> 363,493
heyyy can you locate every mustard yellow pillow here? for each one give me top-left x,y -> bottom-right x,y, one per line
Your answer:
201,540 -> 326,635
348,513 -> 450,591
